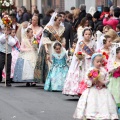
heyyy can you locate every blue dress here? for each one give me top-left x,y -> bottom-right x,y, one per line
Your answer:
44,53 -> 69,91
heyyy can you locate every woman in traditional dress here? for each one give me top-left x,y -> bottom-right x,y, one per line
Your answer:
13,28 -> 37,86
16,21 -> 29,44
28,15 -> 43,44
34,14 -> 65,84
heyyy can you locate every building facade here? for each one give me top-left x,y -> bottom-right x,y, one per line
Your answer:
15,0 -> 120,14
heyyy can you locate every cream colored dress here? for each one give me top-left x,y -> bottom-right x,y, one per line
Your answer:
73,67 -> 118,120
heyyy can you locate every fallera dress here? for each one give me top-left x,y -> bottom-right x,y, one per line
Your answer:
44,52 -> 68,91
34,25 -> 65,83
62,40 -> 96,96
108,60 -> 120,108
13,37 -> 37,82
73,67 -> 118,120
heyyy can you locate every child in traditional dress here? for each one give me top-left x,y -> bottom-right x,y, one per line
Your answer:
13,28 -> 37,86
98,35 -> 112,71
73,53 -> 119,120
108,46 -> 120,115
67,38 -> 77,66
63,27 -> 96,96
44,42 -> 69,91
10,29 -> 20,78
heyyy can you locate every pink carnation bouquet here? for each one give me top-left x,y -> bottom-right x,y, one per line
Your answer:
112,66 -> 120,78
88,69 -> 100,81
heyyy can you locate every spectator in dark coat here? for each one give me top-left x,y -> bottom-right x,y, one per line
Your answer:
20,6 -> 30,22
42,9 -> 54,26
73,4 -> 86,31
93,11 -> 102,32
59,12 -> 74,50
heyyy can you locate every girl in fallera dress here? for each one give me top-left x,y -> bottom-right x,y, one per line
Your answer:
44,42 -> 68,91
67,39 -> 77,66
73,53 -> 119,120
10,29 -> 20,78
98,35 -> 112,71
63,27 -> 96,96
108,46 -> 120,114
13,28 -> 37,86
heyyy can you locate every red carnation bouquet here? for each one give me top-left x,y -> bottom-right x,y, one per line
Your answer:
102,52 -> 109,66
102,52 -> 109,60
75,51 -> 85,60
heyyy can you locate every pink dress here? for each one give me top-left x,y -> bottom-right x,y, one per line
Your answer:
2,36 -> 20,78
62,40 -> 96,96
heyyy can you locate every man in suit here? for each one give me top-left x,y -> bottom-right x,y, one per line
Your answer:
59,12 -> 74,50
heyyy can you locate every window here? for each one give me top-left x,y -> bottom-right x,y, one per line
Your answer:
41,0 -> 64,14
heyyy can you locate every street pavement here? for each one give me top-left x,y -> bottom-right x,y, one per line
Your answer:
0,83 -> 79,120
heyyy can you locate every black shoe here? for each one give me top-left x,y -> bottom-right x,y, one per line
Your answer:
26,83 -> 30,87
6,83 -> 12,87
31,83 -> 36,87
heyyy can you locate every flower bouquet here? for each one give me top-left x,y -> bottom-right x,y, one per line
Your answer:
88,69 -> 100,81
102,52 -> 109,60
75,51 -> 85,60
102,52 -> 109,71
32,38 -> 39,50
2,15 -> 12,28
111,66 -> 120,79
68,48 -> 74,56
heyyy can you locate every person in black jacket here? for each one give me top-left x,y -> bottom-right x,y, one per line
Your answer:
42,9 -> 54,26
59,12 -> 74,50
20,6 -> 30,23
73,4 -> 86,31
93,11 -> 102,32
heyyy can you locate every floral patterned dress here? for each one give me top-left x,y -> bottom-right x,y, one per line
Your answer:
73,67 -> 118,120
44,52 -> 68,91
62,40 -> 96,96
13,37 -> 37,82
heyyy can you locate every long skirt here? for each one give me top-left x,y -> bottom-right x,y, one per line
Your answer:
34,45 -> 48,83
13,58 -> 35,82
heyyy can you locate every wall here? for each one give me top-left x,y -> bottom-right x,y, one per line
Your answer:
64,0 -> 77,11
85,0 -> 96,12
37,0 -> 42,13
117,0 -> 120,6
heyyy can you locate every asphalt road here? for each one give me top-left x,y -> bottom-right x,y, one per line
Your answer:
0,83 -> 79,120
